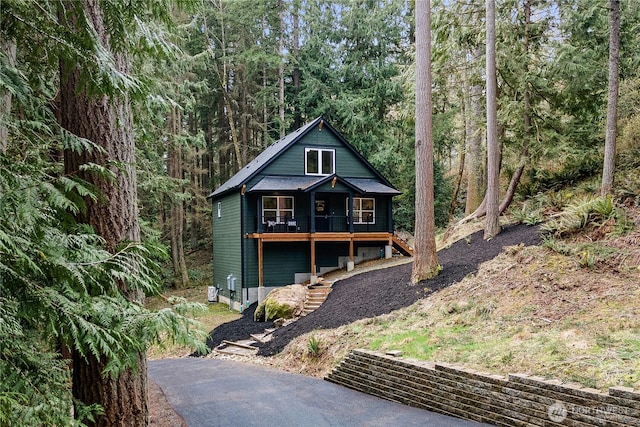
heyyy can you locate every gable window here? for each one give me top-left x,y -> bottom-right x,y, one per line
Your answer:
305,148 -> 335,175
217,201 -> 222,218
348,197 -> 375,224
262,196 -> 294,223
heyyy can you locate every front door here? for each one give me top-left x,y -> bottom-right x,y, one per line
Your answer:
315,198 -> 330,231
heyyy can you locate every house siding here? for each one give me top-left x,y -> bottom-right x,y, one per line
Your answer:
315,242 -> 349,269
245,127 -> 376,189
263,242 -> 309,287
212,192 -> 242,302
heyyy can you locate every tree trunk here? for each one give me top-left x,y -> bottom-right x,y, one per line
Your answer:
168,106 -> 189,288
216,0 -> 243,171
601,0 -> 620,195
484,0 -> 501,239
449,87 -> 466,222
58,1 -> 147,425
498,0 -> 532,215
0,38 -> 16,154
412,0 -> 439,284
278,0 -> 286,137
189,150 -> 199,251
292,0 -> 301,129
465,46 -> 485,215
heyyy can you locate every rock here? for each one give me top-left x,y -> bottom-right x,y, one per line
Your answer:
254,284 -> 307,322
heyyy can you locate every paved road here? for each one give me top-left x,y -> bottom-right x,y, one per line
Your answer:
149,358 -> 489,427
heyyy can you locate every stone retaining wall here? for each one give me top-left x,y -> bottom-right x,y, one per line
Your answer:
325,349 -> 639,426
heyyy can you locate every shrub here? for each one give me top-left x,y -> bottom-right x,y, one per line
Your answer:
307,335 -> 323,358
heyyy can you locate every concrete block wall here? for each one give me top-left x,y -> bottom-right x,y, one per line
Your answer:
325,350 -> 640,426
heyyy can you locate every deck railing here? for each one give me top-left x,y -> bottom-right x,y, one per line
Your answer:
258,215 -> 388,233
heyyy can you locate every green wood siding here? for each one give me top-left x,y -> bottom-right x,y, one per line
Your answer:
245,128 -> 376,190
263,242 -> 309,287
316,242 -> 348,268
243,237 -> 258,287
212,192 -> 242,301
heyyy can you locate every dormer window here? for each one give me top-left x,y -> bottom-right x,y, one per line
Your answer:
305,148 -> 335,175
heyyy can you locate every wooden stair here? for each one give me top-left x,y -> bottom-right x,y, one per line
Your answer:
214,339 -> 259,356
392,234 -> 413,256
302,284 -> 332,316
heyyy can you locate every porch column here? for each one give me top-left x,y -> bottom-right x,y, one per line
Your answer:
310,191 -> 316,233
348,191 -> 354,233
347,238 -> 355,272
310,236 -> 316,282
349,239 -> 354,262
258,238 -> 264,286
257,196 -> 263,233
258,238 -> 266,302
387,198 -> 394,233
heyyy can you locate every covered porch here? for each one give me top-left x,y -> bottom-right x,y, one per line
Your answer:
247,231 -> 395,288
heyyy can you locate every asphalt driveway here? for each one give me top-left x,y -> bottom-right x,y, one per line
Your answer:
148,358 -> 489,427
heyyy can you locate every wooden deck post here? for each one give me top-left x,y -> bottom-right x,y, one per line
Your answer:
258,238 -> 264,287
349,238 -> 354,262
310,192 -> 316,233
310,236 -> 316,278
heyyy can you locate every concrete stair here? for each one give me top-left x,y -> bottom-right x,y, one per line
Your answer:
302,284 -> 332,316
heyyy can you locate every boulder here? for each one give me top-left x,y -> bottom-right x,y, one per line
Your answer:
254,284 -> 307,322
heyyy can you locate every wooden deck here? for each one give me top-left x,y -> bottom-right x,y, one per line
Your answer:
247,232 -> 394,287
247,231 -> 393,242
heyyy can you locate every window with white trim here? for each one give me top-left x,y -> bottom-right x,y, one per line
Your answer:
217,201 -> 222,218
348,197 -> 375,224
305,148 -> 335,175
262,196 -> 294,224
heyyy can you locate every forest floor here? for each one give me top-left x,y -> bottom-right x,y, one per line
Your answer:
148,207 -> 640,425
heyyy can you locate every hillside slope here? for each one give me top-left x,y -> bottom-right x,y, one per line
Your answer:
268,209 -> 640,392
257,223 -> 540,356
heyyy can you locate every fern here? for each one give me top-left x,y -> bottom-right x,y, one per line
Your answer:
1,150 -> 208,425
541,195 -> 629,237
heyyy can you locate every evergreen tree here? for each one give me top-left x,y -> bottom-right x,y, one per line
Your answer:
485,0 -> 501,238
1,1 -> 207,424
412,0 -> 439,283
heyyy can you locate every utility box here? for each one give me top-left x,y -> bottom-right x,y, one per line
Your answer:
226,274 -> 236,292
207,286 -> 218,303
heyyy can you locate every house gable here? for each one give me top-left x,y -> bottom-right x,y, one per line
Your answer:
254,125 -> 373,182
209,117 -> 397,199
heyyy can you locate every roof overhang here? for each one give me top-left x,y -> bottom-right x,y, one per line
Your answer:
246,174 -> 401,196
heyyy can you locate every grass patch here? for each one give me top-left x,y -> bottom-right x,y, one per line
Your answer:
146,286 -> 241,359
329,238 -> 640,391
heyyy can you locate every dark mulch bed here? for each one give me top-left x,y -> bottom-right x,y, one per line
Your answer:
202,303 -> 275,351
203,224 -> 540,357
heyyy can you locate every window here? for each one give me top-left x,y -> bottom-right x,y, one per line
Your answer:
262,196 -> 294,223
305,148 -> 335,175
217,202 -> 222,218
348,198 -> 375,224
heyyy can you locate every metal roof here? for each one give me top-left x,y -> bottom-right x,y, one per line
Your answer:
208,118 -> 322,198
343,178 -> 401,195
247,175 -> 401,195
248,176 -> 325,192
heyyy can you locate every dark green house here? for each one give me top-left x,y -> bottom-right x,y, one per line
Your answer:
208,117 -> 411,309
